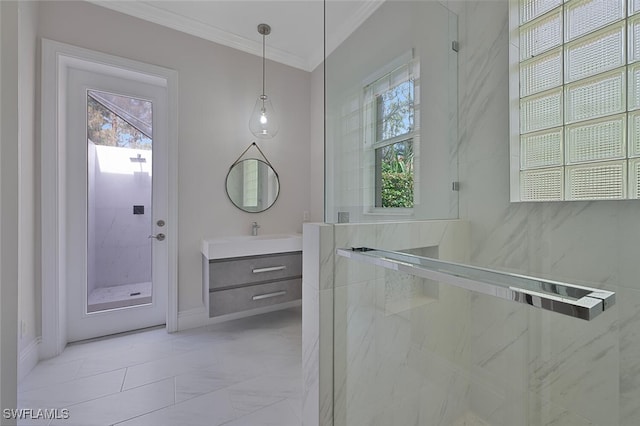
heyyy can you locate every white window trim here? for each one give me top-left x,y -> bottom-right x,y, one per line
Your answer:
509,0 -> 522,201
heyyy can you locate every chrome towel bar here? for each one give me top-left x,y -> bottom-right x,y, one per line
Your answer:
337,247 -> 615,321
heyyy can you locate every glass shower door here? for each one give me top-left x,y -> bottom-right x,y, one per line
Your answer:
324,0 -> 630,425
324,0 -> 459,224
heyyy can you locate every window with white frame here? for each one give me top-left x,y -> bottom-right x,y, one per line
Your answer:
510,0 -> 640,201
363,59 -> 419,209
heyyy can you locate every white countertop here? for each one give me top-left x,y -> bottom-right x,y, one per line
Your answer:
201,233 -> 303,260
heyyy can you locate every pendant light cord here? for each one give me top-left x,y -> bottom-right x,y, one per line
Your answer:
262,32 -> 266,98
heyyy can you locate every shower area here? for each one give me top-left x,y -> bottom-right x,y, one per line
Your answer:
86,90 -> 154,313
302,1 -> 640,425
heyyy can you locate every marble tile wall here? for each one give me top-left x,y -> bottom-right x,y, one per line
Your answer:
302,223 -> 335,426
91,145 -> 153,288
458,1 -> 639,424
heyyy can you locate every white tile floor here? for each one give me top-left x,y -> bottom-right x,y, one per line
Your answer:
18,307 -> 302,426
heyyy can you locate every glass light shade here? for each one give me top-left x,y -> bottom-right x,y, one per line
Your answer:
249,95 -> 279,139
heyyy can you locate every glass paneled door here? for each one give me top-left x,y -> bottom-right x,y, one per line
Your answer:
86,90 -> 154,313
66,66 -> 168,342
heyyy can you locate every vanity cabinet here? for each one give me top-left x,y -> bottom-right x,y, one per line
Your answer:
206,251 -> 302,318
201,234 -> 303,320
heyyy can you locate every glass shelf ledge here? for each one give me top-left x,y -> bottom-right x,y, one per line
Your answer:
336,247 -> 615,321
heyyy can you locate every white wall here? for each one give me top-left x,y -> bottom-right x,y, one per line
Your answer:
458,1 -> 640,424
37,1 -> 312,312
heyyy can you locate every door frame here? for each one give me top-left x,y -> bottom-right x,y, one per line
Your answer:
40,39 -> 179,358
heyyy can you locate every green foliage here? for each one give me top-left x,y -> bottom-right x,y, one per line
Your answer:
378,141 -> 414,208
381,171 -> 414,208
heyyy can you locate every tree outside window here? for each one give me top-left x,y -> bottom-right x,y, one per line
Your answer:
87,90 -> 153,150
370,75 -> 415,208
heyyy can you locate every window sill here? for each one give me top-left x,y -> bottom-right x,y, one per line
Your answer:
364,208 -> 414,217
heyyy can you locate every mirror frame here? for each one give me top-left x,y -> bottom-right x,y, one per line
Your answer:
225,158 -> 280,213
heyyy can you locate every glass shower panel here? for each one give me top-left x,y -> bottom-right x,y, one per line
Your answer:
325,1 -> 627,425
333,240 -> 474,425
324,0 -> 458,223
333,238 -> 620,425
86,90 -> 154,313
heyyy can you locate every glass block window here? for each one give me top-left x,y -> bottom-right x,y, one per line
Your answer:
513,0 -> 640,201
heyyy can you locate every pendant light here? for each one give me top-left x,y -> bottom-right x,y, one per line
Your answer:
249,23 -> 279,139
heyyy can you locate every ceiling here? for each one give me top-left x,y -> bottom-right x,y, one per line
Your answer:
89,1 -> 383,72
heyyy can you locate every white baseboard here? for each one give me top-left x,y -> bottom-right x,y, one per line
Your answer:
177,306 -> 208,331
18,337 -> 41,382
177,300 -> 302,331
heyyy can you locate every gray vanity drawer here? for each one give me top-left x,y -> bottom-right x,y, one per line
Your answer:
209,252 -> 302,289
210,279 -> 301,317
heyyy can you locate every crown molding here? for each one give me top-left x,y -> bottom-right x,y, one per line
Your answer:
89,0 -> 385,73
88,1 -> 310,71
308,0 -> 384,72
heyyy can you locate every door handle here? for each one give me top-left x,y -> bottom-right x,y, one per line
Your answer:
148,233 -> 166,241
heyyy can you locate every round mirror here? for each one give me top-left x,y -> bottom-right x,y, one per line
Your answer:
225,159 -> 280,213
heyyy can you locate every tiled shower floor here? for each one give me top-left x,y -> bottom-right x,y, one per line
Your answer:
18,307 -> 302,426
87,282 -> 152,313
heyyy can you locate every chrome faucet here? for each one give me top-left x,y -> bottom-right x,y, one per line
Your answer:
251,221 -> 260,236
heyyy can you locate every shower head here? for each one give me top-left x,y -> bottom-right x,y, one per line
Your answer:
130,153 -> 146,163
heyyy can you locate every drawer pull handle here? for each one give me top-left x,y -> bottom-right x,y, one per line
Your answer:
252,291 -> 287,301
252,265 -> 286,274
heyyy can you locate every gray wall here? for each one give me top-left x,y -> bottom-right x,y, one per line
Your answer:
0,0 -> 17,416
37,1 -> 312,312
3,0 -> 40,388
18,0 -> 38,359
310,63 -> 324,222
